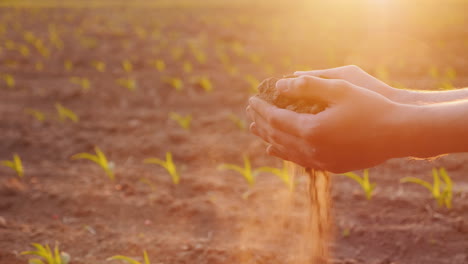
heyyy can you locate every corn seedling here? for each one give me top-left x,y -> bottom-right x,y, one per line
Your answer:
218,155 -> 256,187
116,78 -> 137,91
183,61 -> 192,73
64,60 -> 73,71
227,113 -> 246,131
35,62 -> 44,71
164,77 -> 183,91
70,77 -> 90,91
21,243 -> 70,264
340,169 -> 375,200
25,108 -> 46,122
122,60 -> 133,72
18,44 -> 30,57
1,154 -> 24,178
107,250 -> 151,264
244,75 -> 259,94
169,112 -> 192,131
195,76 -> 213,92
401,168 -> 453,208
71,147 -> 115,180
2,74 -> 15,88
255,160 -> 294,190
139,178 -> 157,192
151,59 -> 165,72
144,152 -> 180,184
55,103 -> 78,123
91,61 -> 106,72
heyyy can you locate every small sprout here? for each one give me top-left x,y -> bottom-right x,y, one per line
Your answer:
182,61 -> 192,73
445,67 -> 456,80
196,76 -> 213,93
35,62 -> 44,71
151,59 -> 165,72
2,74 -> 15,88
72,147 -> 115,180
171,46 -> 184,60
169,112 -> 192,131
122,60 -> 133,72
255,160 -> 294,190
70,77 -> 90,91
116,78 -> 137,91
144,152 -> 180,184
218,155 -> 256,187
55,103 -> 79,123
244,75 -> 259,94
18,44 -> 30,57
139,178 -> 157,191
401,168 -> 453,209
1,154 -> 24,178
340,169 -> 375,200
21,243 -> 70,264
164,77 -> 183,91
191,48 -> 207,64
25,108 -> 46,122
64,60 -> 73,71
227,113 -> 246,131
107,250 -> 151,264
91,61 -> 106,72
342,228 -> 350,238
440,81 -> 454,90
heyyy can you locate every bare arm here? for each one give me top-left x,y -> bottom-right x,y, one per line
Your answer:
295,65 -> 468,105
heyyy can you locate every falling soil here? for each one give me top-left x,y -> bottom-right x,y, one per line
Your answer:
257,77 -> 332,263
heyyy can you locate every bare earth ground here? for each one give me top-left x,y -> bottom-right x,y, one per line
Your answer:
1,1 -> 468,264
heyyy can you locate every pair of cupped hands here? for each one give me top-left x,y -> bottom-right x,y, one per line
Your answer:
246,65 -> 428,173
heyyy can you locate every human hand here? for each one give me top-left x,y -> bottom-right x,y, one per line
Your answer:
247,75 -> 408,173
294,65 -> 409,104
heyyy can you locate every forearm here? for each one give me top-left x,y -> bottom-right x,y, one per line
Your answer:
391,100 -> 468,158
393,87 -> 468,105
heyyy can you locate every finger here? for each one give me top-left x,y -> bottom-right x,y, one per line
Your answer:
252,110 -> 309,151
276,75 -> 349,103
294,65 -> 360,79
249,96 -> 316,138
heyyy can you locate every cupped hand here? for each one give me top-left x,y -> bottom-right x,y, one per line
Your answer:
294,65 -> 408,104
247,75 -> 406,173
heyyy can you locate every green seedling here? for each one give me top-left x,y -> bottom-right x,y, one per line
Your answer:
218,155 -> 256,187
139,178 -> 157,192
196,76 -> 213,92
36,62 -> 44,71
1,153 -> 24,178
21,243 -> 70,264
70,77 -> 90,91
164,77 -> 183,91
91,61 -> 106,72
182,61 -> 192,73
340,169 -> 375,200
244,75 -> 259,94
25,108 -> 46,122
122,60 -> 133,72
2,74 -> 15,88
72,147 -> 115,180
18,44 -> 30,57
151,59 -> 165,72
64,60 -> 73,71
116,78 -> 137,91
55,103 -> 79,123
401,168 -> 453,208
169,112 -> 191,131
256,160 -> 294,190
144,152 -> 180,184
227,113 -> 246,131
107,250 -> 151,264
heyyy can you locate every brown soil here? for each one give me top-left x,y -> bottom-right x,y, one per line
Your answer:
1,1 -> 468,264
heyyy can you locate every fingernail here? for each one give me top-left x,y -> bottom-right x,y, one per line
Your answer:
276,79 -> 289,92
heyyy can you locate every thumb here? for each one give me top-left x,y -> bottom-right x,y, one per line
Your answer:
276,75 -> 348,103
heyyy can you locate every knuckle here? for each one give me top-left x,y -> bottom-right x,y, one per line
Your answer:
294,76 -> 310,89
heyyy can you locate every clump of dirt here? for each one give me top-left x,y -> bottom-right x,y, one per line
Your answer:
256,76 -> 327,114
256,76 -> 332,264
